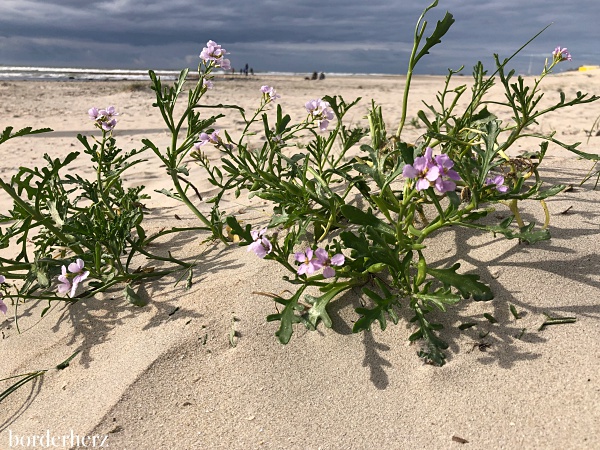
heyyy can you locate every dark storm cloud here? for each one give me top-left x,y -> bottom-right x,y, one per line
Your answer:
0,0 -> 598,74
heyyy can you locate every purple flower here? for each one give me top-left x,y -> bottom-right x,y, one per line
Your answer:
403,147 -> 461,194
203,79 -> 214,90
295,248 -> 323,276
485,175 -> 509,193
552,46 -> 572,62
193,130 -> 221,149
314,248 -> 345,278
88,105 -> 118,131
200,40 -> 231,69
248,228 -> 272,258
0,275 -> 6,315
57,258 -> 89,298
305,99 -> 334,131
402,147 -> 440,191
434,154 -> 461,193
260,85 -> 280,103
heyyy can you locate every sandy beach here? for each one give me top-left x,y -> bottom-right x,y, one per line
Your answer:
1,71 -> 600,449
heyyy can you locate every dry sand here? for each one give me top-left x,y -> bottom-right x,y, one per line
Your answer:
1,71 -> 600,449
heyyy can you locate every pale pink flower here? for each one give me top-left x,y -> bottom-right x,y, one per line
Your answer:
194,130 -> 221,149
485,175 -> 509,193
88,105 -> 118,131
260,85 -> 280,103
57,258 -> 89,298
200,40 -> 231,69
248,228 -> 272,258
295,248 -> 323,276
552,46 -> 572,62
305,98 -> 334,131
314,248 -> 345,278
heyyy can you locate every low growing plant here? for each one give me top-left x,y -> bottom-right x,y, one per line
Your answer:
147,1 -> 598,365
0,107 -> 192,323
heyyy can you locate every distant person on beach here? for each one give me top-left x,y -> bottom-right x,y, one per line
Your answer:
311,71 -> 318,80
319,72 -> 325,80
250,68 -> 254,76
244,63 -> 249,76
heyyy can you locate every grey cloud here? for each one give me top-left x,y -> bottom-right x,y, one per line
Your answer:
0,0 -> 598,74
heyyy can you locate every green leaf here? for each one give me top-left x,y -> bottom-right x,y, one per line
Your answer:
353,280 -> 398,332
305,284 -> 351,329
340,204 -> 394,235
483,313 -> 497,324
0,126 -> 52,145
124,284 -> 147,307
175,165 -> 190,176
482,220 -> 550,244
414,11 -> 455,64
265,286 -> 307,344
415,289 -> 461,312
225,215 -> 253,243
509,304 -> 520,320
427,263 -> 493,301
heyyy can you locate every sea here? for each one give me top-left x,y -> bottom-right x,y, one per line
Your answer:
0,66 -> 395,82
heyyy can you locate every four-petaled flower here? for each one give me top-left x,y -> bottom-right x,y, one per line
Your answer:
485,175 -> 509,193
203,79 -> 214,90
0,275 -> 6,315
248,228 -> 273,258
305,99 -> 335,131
552,46 -> 572,63
200,40 -> 231,70
88,106 -> 119,131
314,248 -> 345,278
402,147 -> 460,194
433,154 -> 461,193
57,258 -> 90,298
260,85 -> 280,103
194,130 -> 221,149
294,248 -> 323,276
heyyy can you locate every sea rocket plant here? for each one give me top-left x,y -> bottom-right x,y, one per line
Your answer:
57,259 -> 90,298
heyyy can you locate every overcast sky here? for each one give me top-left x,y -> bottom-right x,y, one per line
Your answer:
1,0 -> 598,75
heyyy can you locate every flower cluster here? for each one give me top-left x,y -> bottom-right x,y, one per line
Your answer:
295,248 -> 344,278
57,258 -> 89,298
485,175 -> 509,193
260,85 -> 280,103
402,147 -> 460,193
200,40 -> 231,70
552,46 -> 572,63
0,275 -> 6,315
305,98 -> 334,131
248,228 -> 272,258
88,106 -> 119,131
